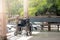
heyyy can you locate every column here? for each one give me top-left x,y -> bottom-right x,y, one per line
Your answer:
0,0 -> 7,40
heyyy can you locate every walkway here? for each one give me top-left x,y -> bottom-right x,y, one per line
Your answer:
7,31 -> 60,40
29,32 -> 60,40
7,31 -> 39,40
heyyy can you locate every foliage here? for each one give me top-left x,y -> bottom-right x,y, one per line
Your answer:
6,0 -> 23,16
6,0 -> 60,17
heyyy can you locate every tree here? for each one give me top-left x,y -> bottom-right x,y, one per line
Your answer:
6,0 -> 23,16
47,0 -> 60,16
6,0 -> 60,17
